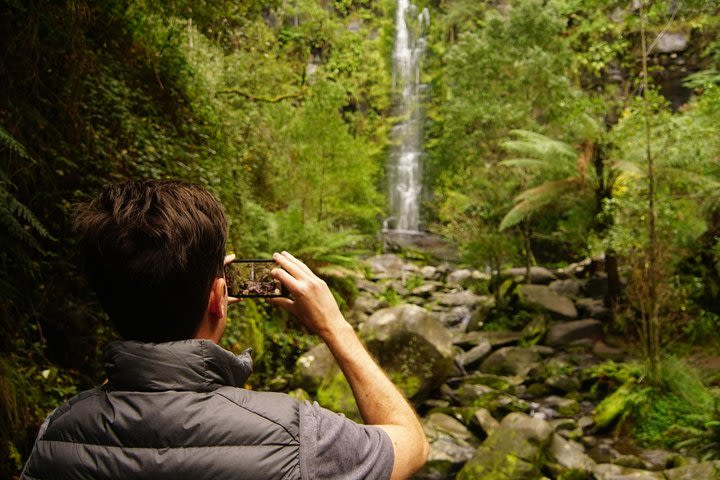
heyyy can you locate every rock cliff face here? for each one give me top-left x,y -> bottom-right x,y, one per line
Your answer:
292,254 -> 715,479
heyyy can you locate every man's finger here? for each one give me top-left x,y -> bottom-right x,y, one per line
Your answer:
271,267 -> 301,293
281,251 -> 314,276
267,296 -> 296,315
272,252 -> 307,279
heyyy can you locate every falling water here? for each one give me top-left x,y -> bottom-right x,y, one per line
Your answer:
389,0 -> 429,232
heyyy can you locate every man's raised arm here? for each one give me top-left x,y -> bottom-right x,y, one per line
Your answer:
270,251 -> 429,480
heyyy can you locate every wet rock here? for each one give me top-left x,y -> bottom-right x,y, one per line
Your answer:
544,395 -> 581,416
454,385 -> 531,416
480,346 -> 542,377
457,412 -> 553,480
356,278 -> 383,294
502,266 -> 558,284
615,454 -> 647,470
366,254 -> 404,279
593,340 -> 625,361
411,282 -> 442,297
360,304 -> 454,398
549,278 -> 582,298
435,306 -> 472,329
353,293 -> 387,314
548,434 -> 596,473
459,372 -> 524,392
546,319 -> 603,348
665,461 -> 720,480
656,32 -> 689,54
518,284 -> 578,318
472,407 -> 500,436
295,343 -> 338,392
434,290 -> 487,308
447,269 -> 473,286
588,442 -> 621,464
638,449 -> 677,471
546,374 -> 581,393
592,463 -> 664,479
457,340 -> 492,369
419,412 -> 478,480
576,297 -> 610,320
453,330 -> 522,349
421,265 -> 439,280
521,316 -> 547,343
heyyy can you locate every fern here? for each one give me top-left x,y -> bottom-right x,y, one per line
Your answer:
0,126 -> 55,250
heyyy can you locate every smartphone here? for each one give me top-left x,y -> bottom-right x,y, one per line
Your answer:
224,259 -> 288,298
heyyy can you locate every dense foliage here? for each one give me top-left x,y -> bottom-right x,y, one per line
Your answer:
2,0 -> 720,474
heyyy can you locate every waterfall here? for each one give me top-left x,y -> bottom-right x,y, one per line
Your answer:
389,0 -> 429,233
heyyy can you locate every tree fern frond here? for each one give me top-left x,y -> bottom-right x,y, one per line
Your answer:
499,158 -> 548,169
502,129 -> 577,162
612,160 -> 645,177
499,199 -> 546,231
515,178 -> 579,203
0,125 -> 32,161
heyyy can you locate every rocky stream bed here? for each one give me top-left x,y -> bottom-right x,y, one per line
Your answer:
291,254 -> 720,479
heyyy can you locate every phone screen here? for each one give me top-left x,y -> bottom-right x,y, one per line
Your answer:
224,259 -> 287,298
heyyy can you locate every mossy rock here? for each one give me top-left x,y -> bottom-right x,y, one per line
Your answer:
457,449 -> 540,480
316,371 -> 361,421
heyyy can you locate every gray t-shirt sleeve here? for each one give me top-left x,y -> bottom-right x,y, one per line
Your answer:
299,401 -> 394,480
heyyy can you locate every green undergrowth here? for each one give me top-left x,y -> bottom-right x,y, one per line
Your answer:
588,357 -> 720,459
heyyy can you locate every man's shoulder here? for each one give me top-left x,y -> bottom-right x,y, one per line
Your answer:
212,387 -> 301,438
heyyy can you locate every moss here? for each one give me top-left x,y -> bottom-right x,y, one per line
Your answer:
316,372 -> 361,421
593,383 -> 640,429
388,371 -> 423,399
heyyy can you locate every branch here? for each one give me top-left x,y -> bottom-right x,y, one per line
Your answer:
216,89 -> 304,103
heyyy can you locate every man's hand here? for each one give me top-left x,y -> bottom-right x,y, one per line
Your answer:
268,251 -> 348,339
268,251 -> 429,480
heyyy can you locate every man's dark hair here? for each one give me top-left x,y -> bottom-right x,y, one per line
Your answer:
73,180 -> 227,342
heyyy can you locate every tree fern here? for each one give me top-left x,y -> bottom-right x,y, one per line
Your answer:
0,126 -> 54,251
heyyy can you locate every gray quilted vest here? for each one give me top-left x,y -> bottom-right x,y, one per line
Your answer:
22,340 -> 302,480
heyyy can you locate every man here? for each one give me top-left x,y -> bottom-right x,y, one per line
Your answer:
21,180 -> 428,479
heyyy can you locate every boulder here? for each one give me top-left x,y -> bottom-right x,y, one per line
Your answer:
480,346 -> 542,377
502,266 -> 558,284
457,340 -> 492,370
295,344 -> 360,419
518,284 -> 578,318
411,282 -> 442,297
576,297 -> 610,320
549,278 -> 582,298
592,463 -> 664,480
454,385 -> 531,416
434,290 -> 487,308
472,407 -> 500,436
356,278 -> 383,294
447,269 -> 473,286
421,265 -> 439,280
366,254 -> 404,279
593,340 -> 625,361
457,412 -> 553,480
295,343 -> 339,392
548,434 -> 595,472
353,293 -> 387,315
665,461 -> 720,480
656,32 -> 689,54
360,304 -> 454,398
421,412 -> 478,472
435,306 -> 472,329
453,331 -> 521,349
546,319 -> 603,348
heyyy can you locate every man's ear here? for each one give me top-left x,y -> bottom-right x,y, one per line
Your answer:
207,277 -> 227,320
